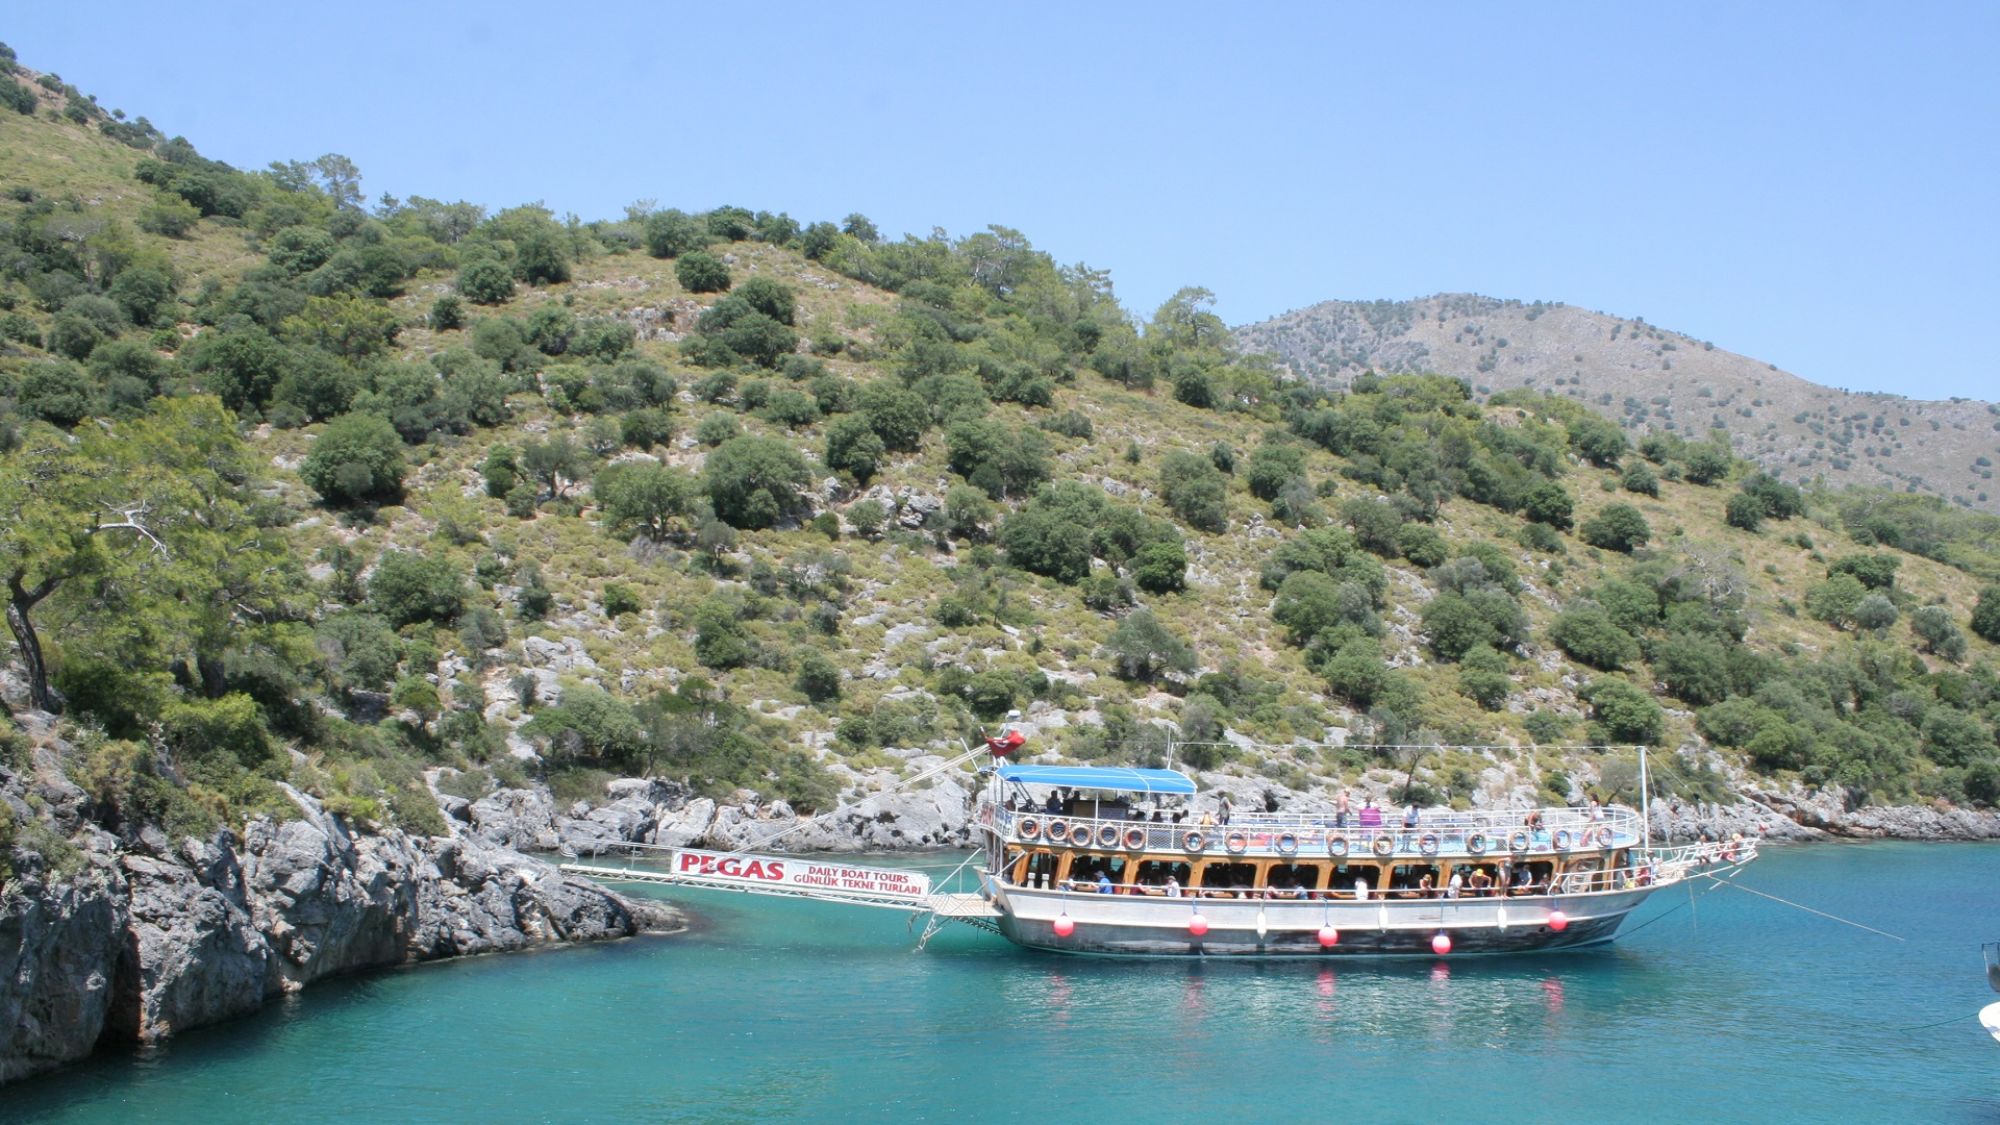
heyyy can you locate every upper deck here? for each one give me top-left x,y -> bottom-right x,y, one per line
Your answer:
992,804 -> 1641,861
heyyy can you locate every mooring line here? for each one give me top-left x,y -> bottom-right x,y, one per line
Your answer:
1894,1013 -> 1974,1033
1697,873 -> 1906,942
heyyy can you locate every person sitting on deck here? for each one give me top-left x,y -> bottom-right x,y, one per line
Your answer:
986,710 -> 1028,757
1164,875 -> 1182,898
1511,866 -> 1535,895
1095,870 -> 1114,894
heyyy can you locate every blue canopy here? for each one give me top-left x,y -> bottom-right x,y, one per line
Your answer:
995,764 -> 1197,796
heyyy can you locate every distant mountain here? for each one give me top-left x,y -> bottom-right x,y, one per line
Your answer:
1235,294 -> 2000,512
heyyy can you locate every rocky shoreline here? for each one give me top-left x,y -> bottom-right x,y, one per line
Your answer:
7,732 -> 1998,1088
0,740 -> 680,1087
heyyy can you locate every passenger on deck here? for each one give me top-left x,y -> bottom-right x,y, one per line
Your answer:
1358,799 -> 1383,829
1043,791 -> 1061,815
1468,867 -> 1493,896
1217,793 -> 1233,826
1335,789 -> 1351,829
1512,866 -> 1535,895
1095,870 -> 1113,894
1164,875 -> 1182,898
1417,871 -> 1436,898
1403,803 -> 1420,830
1524,810 -> 1543,830
986,710 -> 1028,757
1588,796 -> 1604,821
1445,869 -> 1463,899
1354,875 -> 1370,902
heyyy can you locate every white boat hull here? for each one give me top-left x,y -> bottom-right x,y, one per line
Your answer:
992,884 -> 1657,957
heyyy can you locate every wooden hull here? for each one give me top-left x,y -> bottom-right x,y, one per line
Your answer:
990,884 -> 1652,957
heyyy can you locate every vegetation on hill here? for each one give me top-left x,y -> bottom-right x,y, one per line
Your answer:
1235,294 -> 2000,515
2,48 -> 1998,867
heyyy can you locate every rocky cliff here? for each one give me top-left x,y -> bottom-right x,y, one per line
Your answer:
0,724 -> 678,1086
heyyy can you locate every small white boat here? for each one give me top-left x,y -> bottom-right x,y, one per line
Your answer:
1983,942 -> 2000,1044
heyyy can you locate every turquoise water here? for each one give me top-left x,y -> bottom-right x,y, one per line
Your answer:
6,842 -> 1997,1122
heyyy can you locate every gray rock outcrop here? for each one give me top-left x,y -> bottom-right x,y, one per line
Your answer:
0,737 -> 678,1087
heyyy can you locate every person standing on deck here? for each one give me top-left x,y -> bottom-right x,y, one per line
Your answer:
1335,789 -> 1351,829
986,709 -> 1027,757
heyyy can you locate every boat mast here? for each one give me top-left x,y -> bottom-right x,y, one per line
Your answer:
1638,744 -> 1652,854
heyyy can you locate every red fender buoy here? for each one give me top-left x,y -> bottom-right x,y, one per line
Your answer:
1188,913 -> 1210,937
1432,932 -> 1452,955
1053,914 -> 1075,938
1548,909 -> 1569,933
1317,926 -> 1339,948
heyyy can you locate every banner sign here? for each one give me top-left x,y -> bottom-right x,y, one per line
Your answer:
672,848 -> 932,900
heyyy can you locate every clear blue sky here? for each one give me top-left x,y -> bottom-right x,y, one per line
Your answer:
9,3 -> 1996,399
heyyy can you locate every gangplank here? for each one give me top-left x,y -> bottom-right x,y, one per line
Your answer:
560,842 -> 1002,944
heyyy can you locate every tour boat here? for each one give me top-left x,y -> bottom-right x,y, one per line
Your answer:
563,753 -> 1759,959
969,762 -> 1758,957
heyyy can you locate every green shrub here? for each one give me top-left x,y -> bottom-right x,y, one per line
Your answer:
1396,524 -> 1449,568
1522,482 -> 1574,530
1973,587 -> 2000,644
457,257 -> 515,305
1583,677 -> 1664,744
1131,540 -> 1187,594
1549,605 -> 1639,671
1102,609 -> 1195,683
368,551 -> 467,627
603,582 -> 642,618
794,650 -> 842,703
676,251 -> 731,293
160,693 -> 274,768
300,413 -> 405,505
704,435 -> 813,529
1579,504 -> 1650,553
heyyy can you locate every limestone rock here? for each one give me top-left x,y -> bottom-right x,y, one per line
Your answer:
0,852 -> 128,1084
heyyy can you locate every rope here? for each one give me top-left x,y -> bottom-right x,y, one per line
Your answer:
1696,873 -> 1906,942
1617,873 -> 1730,939
1894,1013 -> 1975,1033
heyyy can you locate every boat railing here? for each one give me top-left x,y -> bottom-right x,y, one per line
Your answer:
1016,836 -> 1756,901
994,804 -> 1642,857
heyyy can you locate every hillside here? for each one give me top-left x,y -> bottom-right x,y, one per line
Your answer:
1235,294 -> 2000,512
3,43 -> 2000,880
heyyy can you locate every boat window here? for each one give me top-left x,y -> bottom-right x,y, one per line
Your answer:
1027,851 -> 1062,888
1327,863 -> 1380,897
1389,863 -> 1441,897
1196,861 -> 1257,898
1135,860 -> 1192,889
1065,855 -> 1128,890
1267,862 -> 1321,891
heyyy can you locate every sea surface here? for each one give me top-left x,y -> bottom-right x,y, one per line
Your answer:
6,842 -> 1996,1123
